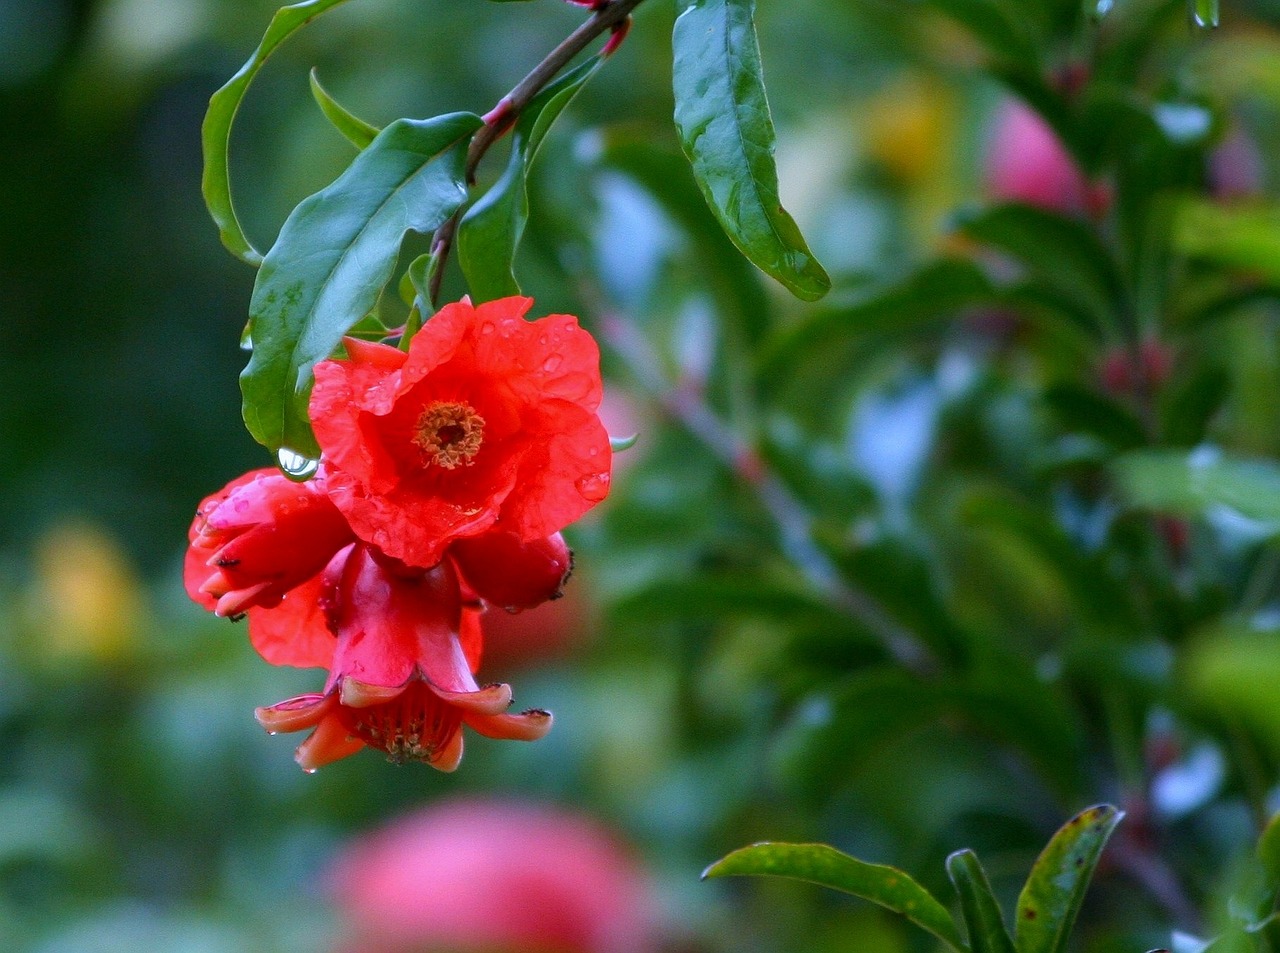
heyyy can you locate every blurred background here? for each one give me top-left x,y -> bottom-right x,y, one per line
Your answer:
6,0 -> 1280,951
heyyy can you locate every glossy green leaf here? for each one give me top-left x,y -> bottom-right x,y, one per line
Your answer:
672,0 -> 830,301
309,69 -> 380,149
458,56 -> 602,302
1113,449 -> 1280,528
705,842 -> 967,952
957,203 -> 1121,334
241,112 -> 482,455
947,849 -> 1018,953
202,0 -> 355,266
1014,805 -> 1124,953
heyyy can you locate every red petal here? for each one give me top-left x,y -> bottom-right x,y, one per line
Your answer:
430,681 -> 513,716
245,546 -> 350,670
255,692 -> 333,733
295,713 -> 366,771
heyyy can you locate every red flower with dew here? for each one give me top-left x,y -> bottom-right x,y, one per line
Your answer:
255,545 -> 549,771
310,296 -> 611,569
327,800 -> 658,953
185,467 -> 354,618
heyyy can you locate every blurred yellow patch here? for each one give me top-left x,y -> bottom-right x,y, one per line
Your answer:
29,522 -> 143,665
863,77 -> 954,186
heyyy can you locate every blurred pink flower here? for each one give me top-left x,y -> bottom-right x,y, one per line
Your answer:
328,800 -> 657,953
985,99 -> 1092,214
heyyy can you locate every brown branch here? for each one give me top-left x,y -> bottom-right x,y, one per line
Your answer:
426,0 -> 648,307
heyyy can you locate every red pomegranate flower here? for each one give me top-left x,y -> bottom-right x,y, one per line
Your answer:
255,545 -> 548,771
310,296 -> 611,569
185,467 -> 354,618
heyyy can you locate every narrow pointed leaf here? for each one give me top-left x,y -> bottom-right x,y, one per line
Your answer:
310,68 -> 381,149
202,0 -> 355,265
672,0 -> 830,301
1014,805 -> 1124,953
705,842 -> 967,951
458,56 -> 602,301
947,849 -> 1018,953
241,111 -> 482,455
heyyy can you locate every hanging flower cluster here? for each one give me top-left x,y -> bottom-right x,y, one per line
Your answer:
185,297 -> 611,771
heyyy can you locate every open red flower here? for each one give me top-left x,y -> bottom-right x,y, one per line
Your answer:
310,296 -> 611,569
185,467 -> 354,618
255,545 -> 548,771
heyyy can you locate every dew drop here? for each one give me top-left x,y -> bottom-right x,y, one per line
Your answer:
277,448 -> 320,482
1090,0 -> 1114,19
480,322 -> 496,335
302,767 -> 317,775
542,355 -> 563,372
1188,0 -> 1218,27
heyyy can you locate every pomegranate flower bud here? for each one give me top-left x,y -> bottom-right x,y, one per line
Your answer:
185,468 -> 355,617
985,99 -> 1091,214
255,546 -> 550,771
449,531 -> 573,611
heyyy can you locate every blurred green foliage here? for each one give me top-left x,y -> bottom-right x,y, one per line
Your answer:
7,0 -> 1280,952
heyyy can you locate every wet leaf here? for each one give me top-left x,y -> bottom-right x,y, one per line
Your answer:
672,0 -> 830,301
705,842 -> 967,951
241,112 -> 482,455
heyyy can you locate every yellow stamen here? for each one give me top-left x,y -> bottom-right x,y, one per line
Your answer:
412,401 -> 485,469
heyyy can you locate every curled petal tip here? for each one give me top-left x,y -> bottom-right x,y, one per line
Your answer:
339,677 -> 406,709
215,582 -> 272,617
431,681 -> 514,716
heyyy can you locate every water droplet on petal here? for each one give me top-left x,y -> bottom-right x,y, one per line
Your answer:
480,322 -> 496,335
542,355 -> 563,373
277,448 -> 320,482
302,767 -> 317,775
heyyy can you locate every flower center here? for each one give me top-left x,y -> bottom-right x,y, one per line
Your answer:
412,401 -> 485,469
339,682 -> 463,765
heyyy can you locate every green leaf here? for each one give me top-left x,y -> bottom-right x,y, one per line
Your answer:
705,842 -> 967,952
241,111 -> 482,455
1112,449 -> 1280,529
672,0 -> 830,301
458,56 -> 602,302
1159,365 -> 1229,447
1014,805 -> 1124,953
1173,200 -> 1280,284
202,0 -> 355,266
758,259 -> 998,387
947,849 -> 1018,953
956,203 -> 1121,335
922,0 -> 1040,68
596,129 -> 773,345
309,68 -> 380,149
1258,811 -> 1280,889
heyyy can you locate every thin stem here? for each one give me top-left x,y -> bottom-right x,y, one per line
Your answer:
426,0 -> 647,309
